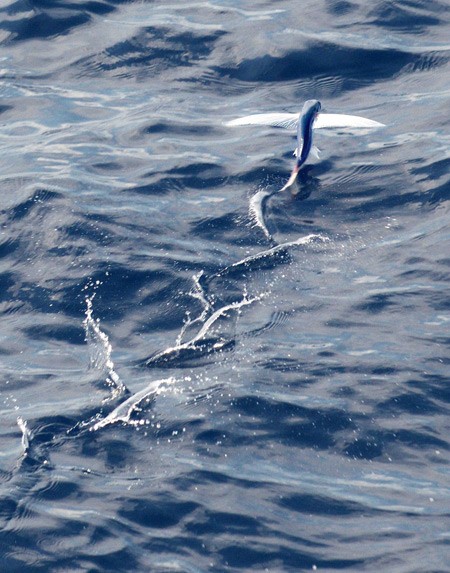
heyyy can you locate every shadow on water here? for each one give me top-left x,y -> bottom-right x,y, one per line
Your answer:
290,165 -> 321,202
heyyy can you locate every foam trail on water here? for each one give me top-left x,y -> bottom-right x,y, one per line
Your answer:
249,189 -> 275,241
191,271 -> 213,314
193,295 -> 260,342
83,294 -> 127,400
147,294 -> 262,365
176,271 -> 212,346
216,234 -> 328,276
91,377 -> 176,431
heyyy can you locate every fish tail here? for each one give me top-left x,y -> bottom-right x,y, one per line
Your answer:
280,165 -> 300,192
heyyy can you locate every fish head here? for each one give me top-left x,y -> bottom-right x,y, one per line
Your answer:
301,100 -> 322,123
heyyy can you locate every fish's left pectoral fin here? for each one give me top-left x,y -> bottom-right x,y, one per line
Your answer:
314,113 -> 385,130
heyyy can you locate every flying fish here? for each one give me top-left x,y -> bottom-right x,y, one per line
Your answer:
226,100 -> 384,191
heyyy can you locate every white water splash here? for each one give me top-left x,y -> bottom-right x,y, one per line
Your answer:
249,189 -> 275,241
191,271 -> 212,314
83,294 -> 127,400
17,416 -> 31,455
217,233 -> 328,276
91,377 -> 176,431
147,293 -> 262,365
176,271 -> 212,346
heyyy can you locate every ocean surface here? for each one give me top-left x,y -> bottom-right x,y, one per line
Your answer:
0,1 -> 449,571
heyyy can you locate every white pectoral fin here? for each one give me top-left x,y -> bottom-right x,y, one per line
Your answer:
295,144 -> 319,159
314,113 -> 385,129
226,111 -> 384,130
225,112 -> 299,129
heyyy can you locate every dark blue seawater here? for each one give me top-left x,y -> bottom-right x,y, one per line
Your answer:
1,1 -> 449,571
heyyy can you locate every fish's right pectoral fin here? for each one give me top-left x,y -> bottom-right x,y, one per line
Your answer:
314,113 -> 385,130
310,145 -> 321,159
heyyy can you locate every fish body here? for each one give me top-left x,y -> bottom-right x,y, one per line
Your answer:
296,99 -> 321,168
281,99 -> 321,191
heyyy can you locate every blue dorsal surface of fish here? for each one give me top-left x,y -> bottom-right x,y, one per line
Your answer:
296,99 -> 322,169
281,99 -> 321,191
225,101 -> 385,191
